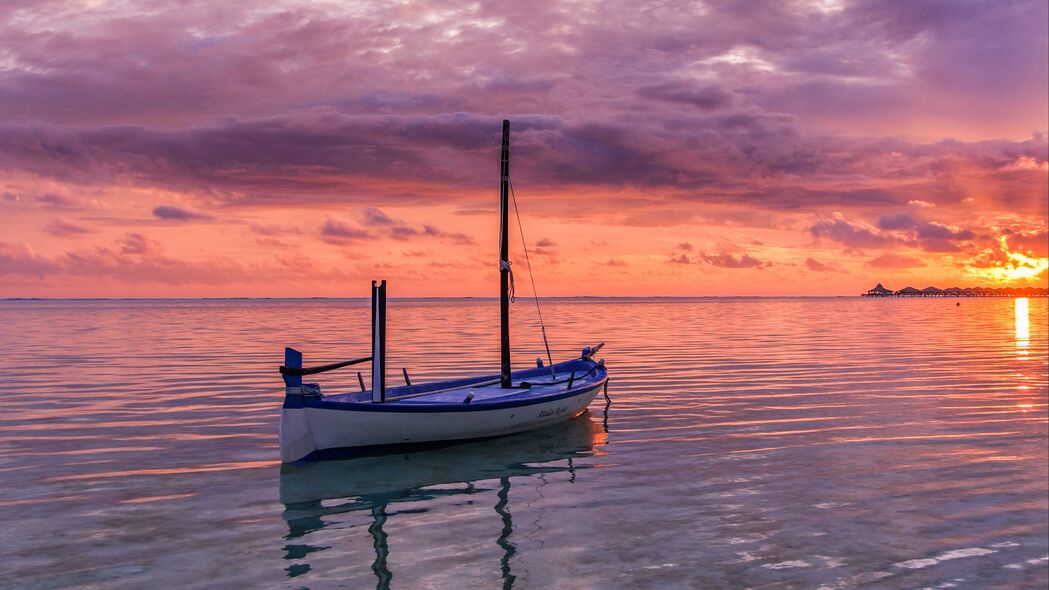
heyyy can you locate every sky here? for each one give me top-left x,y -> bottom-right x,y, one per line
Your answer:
0,0 -> 1047,297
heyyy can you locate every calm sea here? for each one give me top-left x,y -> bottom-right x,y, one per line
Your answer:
0,297 -> 1046,589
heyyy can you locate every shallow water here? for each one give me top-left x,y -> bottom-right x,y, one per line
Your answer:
0,297 -> 1046,589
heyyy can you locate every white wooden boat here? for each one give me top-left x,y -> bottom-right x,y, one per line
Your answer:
279,120 -> 609,462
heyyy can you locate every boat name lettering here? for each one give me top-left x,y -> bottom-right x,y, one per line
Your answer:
539,406 -> 568,418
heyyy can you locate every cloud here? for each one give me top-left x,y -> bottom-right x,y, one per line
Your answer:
637,82 -> 734,110
422,225 -> 473,244
0,112 -> 1044,219
999,156 -> 1048,171
868,253 -> 927,269
0,242 -> 59,278
45,219 -> 93,237
804,258 -> 846,273
961,235 -> 1049,280
120,233 -> 159,255
698,251 -> 765,268
35,193 -> 78,208
0,0 -> 1044,295
250,223 -> 301,236
1004,229 -> 1049,258
820,213 -> 979,255
915,222 -> 974,242
0,237 -> 356,286
385,223 -> 474,244
811,216 -> 897,248
389,226 -> 419,240
359,207 -> 395,225
320,218 -> 369,243
532,237 -> 556,255
878,213 -> 919,231
152,205 -> 211,221
875,213 -> 974,249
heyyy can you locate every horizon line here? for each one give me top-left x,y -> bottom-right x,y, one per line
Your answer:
6,294 -> 1045,302
3,294 -> 866,301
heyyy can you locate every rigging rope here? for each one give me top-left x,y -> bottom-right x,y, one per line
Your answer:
508,177 -> 556,377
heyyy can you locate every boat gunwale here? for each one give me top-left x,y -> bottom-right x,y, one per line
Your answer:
291,370 -> 607,413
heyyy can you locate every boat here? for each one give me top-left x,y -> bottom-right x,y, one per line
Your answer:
278,119 -> 610,462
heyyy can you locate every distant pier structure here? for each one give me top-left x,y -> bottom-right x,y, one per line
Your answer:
863,283 -> 1048,297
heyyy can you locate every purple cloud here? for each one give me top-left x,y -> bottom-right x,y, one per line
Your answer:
638,82 -> 734,110
878,213 -> 919,231
811,217 -> 897,248
390,226 -> 419,240
320,218 -> 369,243
153,205 -> 211,221
120,233 -> 158,255
421,225 -> 474,244
359,207 -> 395,225
0,0 -> 1044,296
698,252 -> 765,269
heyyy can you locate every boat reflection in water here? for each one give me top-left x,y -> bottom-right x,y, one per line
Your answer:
279,412 -> 607,588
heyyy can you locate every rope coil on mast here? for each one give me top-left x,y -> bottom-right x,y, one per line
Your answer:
508,177 -> 555,377
499,260 -> 515,303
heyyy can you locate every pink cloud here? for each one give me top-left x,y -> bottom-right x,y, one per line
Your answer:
868,253 -> 928,269
45,219 -> 93,237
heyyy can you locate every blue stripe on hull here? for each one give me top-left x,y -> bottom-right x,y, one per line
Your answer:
309,380 -> 605,413
283,359 -> 606,413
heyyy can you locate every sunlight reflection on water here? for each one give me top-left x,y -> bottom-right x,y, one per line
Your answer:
1017,297 -> 1030,352
0,297 -> 1046,588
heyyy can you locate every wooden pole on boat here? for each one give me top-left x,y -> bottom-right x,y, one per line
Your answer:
499,119 -> 512,388
371,280 -> 387,402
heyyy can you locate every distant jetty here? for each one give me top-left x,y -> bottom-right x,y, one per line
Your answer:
863,283 -> 1048,297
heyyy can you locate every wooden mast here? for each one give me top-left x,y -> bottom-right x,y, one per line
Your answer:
499,120 -> 512,388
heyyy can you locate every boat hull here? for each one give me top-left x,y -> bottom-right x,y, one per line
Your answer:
280,370 -> 606,462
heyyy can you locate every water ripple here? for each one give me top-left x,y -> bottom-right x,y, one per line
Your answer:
0,297 -> 1045,588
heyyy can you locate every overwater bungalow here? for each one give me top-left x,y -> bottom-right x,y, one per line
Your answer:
864,284 -> 1048,298
863,283 -> 894,297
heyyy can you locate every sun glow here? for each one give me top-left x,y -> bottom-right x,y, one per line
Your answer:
967,237 -> 1049,284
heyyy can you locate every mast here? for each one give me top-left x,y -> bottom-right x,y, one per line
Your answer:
499,119 -> 512,388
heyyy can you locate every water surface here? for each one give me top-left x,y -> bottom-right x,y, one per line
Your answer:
1,297 -> 1046,588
